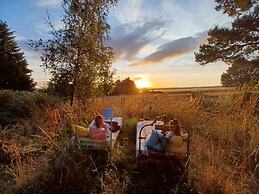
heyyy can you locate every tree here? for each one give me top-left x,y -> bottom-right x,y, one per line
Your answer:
0,21 -> 35,91
46,69 -> 73,97
112,78 -> 139,95
95,67 -> 116,96
195,0 -> 259,86
215,0 -> 256,16
221,58 -> 259,86
31,0 -> 117,104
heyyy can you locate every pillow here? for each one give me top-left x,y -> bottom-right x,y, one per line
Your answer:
181,133 -> 188,140
167,141 -> 188,155
167,135 -> 189,155
171,136 -> 183,147
71,124 -> 89,137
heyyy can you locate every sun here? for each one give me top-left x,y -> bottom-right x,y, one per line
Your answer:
135,79 -> 150,89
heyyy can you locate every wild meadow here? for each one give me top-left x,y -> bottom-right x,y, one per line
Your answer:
0,88 -> 258,194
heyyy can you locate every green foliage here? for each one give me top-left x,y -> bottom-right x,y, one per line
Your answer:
31,0 -> 117,103
195,1 -> 259,87
0,90 -> 59,125
215,0 -> 254,16
195,12 -> 259,65
221,58 -> 259,86
46,70 -> 73,98
112,78 -> 139,95
0,21 -> 35,91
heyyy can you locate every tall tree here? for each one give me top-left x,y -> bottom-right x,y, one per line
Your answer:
195,0 -> 259,86
0,21 -> 35,91
31,0 -> 117,104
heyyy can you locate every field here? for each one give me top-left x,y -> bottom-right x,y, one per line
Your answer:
147,86 -> 236,94
0,88 -> 258,193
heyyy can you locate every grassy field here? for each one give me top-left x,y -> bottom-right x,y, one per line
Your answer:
146,86 -> 236,93
0,88 -> 258,193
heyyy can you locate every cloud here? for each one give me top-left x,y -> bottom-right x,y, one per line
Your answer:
129,31 -> 208,66
111,20 -> 166,61
36,0 -> 61,7
113,0 -> 144,23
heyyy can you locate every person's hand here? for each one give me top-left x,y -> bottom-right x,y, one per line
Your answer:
111,125 -> 121,132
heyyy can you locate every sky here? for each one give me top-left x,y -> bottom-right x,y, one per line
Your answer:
0,0 -> 232,88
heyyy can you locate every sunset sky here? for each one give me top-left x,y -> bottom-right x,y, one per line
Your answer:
0,0 -> 232,88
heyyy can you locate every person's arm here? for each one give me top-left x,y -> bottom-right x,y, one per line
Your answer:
103,122 -> 110,130
89,120 -> 96,130
103,123 -> 111,136
155,125 -> 164,130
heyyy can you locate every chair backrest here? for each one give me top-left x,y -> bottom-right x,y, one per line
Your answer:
103,108 -> 113,120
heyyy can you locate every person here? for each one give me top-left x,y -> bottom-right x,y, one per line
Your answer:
169,119 -> 181,136
89,115 -> 111,140
145,119 -> 181,152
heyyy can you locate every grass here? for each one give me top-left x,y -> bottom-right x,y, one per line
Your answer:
0,88 -> 258,193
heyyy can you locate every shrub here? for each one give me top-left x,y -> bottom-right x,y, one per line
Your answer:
0,90 -> 59,126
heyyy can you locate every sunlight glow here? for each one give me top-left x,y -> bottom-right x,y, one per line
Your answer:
135,78 -> 150,88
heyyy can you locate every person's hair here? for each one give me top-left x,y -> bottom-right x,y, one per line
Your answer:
169,119 -> 181,136
95,115 -> 103,128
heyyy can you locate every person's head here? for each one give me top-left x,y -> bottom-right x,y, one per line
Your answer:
95,115 -> 104,128
169,119 -> 181,136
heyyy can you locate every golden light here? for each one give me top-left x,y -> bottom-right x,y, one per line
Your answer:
135,78 -> 150,89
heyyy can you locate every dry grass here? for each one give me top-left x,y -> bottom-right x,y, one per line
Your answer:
86,90 -> 258,193
0,88 -> 258,193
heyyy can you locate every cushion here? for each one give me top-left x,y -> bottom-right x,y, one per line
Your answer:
167,135 -> 188,154
171,136 -> 183,147
181,133 -> 188,140
71,124 -> 89,137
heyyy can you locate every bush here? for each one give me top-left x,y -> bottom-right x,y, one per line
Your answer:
0,90 -> 59,126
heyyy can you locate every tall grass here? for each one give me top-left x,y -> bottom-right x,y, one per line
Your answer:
0,89 -> 258,193
86,91 -> 258,193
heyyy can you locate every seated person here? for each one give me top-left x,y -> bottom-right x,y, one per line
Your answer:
145,129 -> 173,152
89,115 -> 111,140
145,119 -> 182,152
155,119 -> 181,135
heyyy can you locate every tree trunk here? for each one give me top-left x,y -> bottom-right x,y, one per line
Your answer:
70,75 -> 76,106
70,47 -> 80,106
